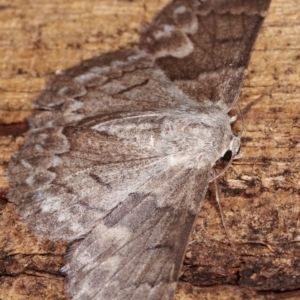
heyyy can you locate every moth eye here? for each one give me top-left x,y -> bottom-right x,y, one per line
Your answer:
222,150 -> 232,162
222,146 -> 241,162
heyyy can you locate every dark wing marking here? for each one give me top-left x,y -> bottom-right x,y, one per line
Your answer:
63,159 -> 210,300
142,0 -> 271,111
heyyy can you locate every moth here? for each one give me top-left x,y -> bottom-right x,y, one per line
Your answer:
8,0 -> 271,299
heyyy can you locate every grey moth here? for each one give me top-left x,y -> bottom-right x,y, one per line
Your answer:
8,0 -> 272,299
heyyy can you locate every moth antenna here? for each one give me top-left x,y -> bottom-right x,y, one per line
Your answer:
214,177 -> 234,247
236,103 -> 244,138
240,82 -> 278,115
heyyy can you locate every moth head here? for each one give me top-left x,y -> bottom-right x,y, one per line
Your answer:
221,135 -> 241,161
221,135 -> 239,162
211,135 -> 241,182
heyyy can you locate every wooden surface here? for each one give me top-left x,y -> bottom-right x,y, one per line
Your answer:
1,0 -> 300,299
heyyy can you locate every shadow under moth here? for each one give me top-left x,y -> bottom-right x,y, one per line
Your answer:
8,0 -> 272,299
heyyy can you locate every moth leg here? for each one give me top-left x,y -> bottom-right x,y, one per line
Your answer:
234,151 -> 244,160
213,176 -> 233,247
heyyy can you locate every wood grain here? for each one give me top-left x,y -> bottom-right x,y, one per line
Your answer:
0,0 -> 300,299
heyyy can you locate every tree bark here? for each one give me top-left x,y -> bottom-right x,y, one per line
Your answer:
0,0 -> 300,299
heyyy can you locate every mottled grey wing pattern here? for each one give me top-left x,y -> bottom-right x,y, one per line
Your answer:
63,161 -> 210,300
8,0 -> 271,299
30,48 -> 197,130
8,47 -> 211,299
142,0 -> 271,111
9,113 -> 212,299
